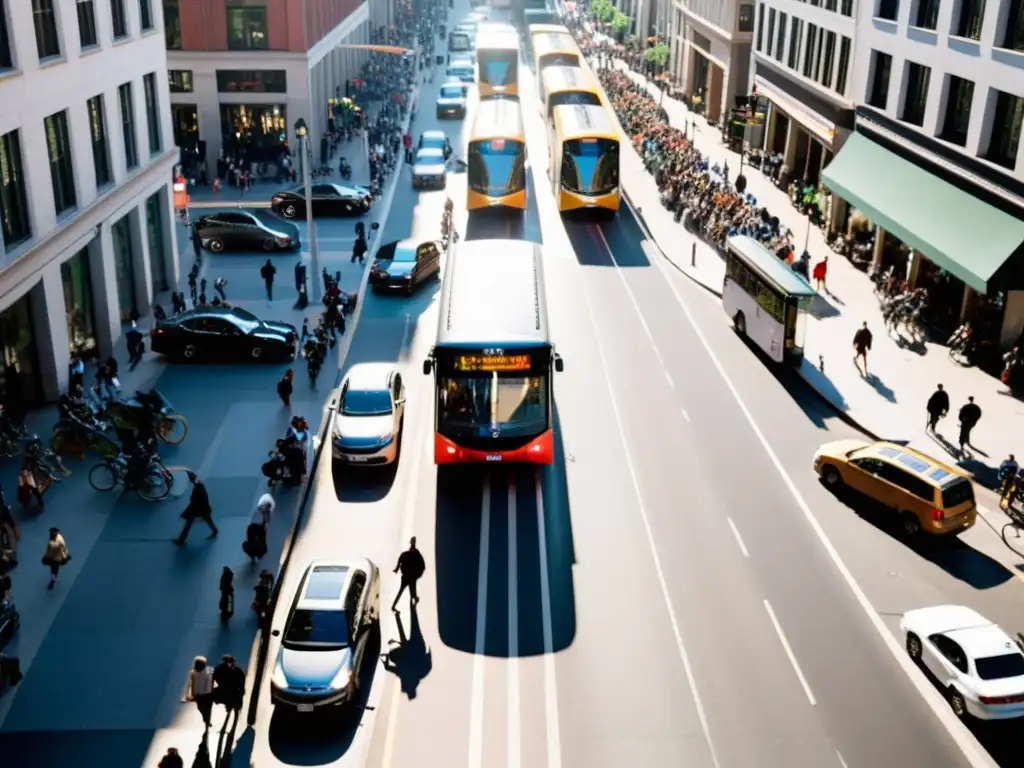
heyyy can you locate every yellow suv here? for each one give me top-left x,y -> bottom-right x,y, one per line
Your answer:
814,440 -> 977,538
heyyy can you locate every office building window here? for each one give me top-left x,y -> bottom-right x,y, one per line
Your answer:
87,95 -> 111,188
766,8 -> 777,57
227,6 -> 268,50
901,62 -> 931,126
168,69 -> 193,92
77,0 -> 98,48
756,4 -> 765,50
877,0 -> 899,20
0,0 -> 11,70
939,75 -> 974,146
803,24 -> 818,78
32,0 -> 61,60
914,0 -> 940,28
163,0 -> 180,49
821,31 -> 836,87
119,82 -> 138,169
143,72 -> 161,154
787,17 -> 801,69
45,111 -> 77,215
835,36 -> 851,95
986,90 -> 1023,169
954,0 -> 985,39
867,50 -> 892,108
841,0 -> 854,14
111,0 -> 128,38
62,248 -> 98,357
0,130 -> 31,248
139,0 -> 153,30
1003,0 -> 1024,49
813,29 -> 825,81
216,70 -> 288,93
775,12 -> 786,62
738,4 -> 754,32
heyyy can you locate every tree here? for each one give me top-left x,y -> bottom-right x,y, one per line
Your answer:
592,0 -> 615,24
611,11 -> 632,36
644,42 -> 670,69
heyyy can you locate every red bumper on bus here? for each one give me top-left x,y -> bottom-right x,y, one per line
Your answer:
434,431 -> 554,465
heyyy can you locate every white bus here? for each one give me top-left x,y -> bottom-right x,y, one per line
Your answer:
722,235 -> 816,364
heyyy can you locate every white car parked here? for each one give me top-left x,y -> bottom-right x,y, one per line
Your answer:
901,605 -> 1024,720
331,363 -> 406,466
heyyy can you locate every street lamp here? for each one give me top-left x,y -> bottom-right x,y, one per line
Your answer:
294,118 -> 321,302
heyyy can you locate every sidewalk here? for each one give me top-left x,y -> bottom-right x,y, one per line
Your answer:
611,62 -> 1023,489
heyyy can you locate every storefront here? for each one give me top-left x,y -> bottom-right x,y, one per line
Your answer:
111,215 -> 137,322
172,104 -> 200,155
220,104 -> 288,160
0,294 -> 43,409
146,192 -> 169,294
61,248 -> 99,359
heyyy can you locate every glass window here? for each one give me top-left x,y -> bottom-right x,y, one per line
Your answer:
144,72 -> 161,154
775,12 -> 787,62
0,0 -> 11,69
0,131 -> 31,248
77,0 -> 98,48
901,61 -> 931,126
803,24 -> 818,78
32,0 -> 61,60
877,0 -> 899,19
45,111 -> 77,215
941,478 -> 974,507
756,4 -> 765,50
560,139 -> 619,197
821,31 -> 836,88
787,18 -> 801,69
227,6 -> 268,50
215,70 -> 287,93
438,372 -> 549,439
939,75 -> 974,146
163,0 -> 181,49
283,609 -> 350,648
955,0 -> 985,39
915,0 -> 940,28
111,0 -> 128,38
835,36 -> 851,95
986,90 -> 1023,169
219,104 -> 287,155
738,4 -> 754,32
1003,0 -> 1024,50
119,82 -> 138,169
867,50 -> 892,108
975,653 -> 1024,680
341,389 -> 393,416
0,295 -> 42,408
87,95 -> 111,188
61,248 -> 98,357
146,192 -> 168,293
140,0 -> 153,30
766,9 -> 776,57
111,214 -> 136,321
468,139 -> 527,197
168,70 -> 193,93
841,0 -> 854,14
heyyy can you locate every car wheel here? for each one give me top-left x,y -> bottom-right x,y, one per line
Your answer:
905,632 -> 922,661
948,687 -> 968,719
208,238 -> 225,253
822,465 -> 842,487
734,311 -> 746,337
251,345 -> 265,360
262,239 -> 274,251
900,510 -> 922,537
282,204 -> 298,219
183,344 -> 197,360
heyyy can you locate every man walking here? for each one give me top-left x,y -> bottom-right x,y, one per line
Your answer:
126,321 -> 145,371
191,226 -> 202,265
187,265 -> 199,305
214,277 -> 227,301
853,321 -> 872,377
926,384 -> 949,433
391,537 -> 426,613
212,654 -> 246,721
173,473 -> 218,544
957,396 -> 982,453
260,259 -> 277,301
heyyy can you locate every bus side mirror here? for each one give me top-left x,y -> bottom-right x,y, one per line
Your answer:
423,359 -> 433,375
554,355 -> 564,373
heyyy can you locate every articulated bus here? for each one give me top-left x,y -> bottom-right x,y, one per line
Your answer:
550,104 -> 620,213
531,32 -> 582,72
423,239 -> 564,465
539,64 -> 603,119
722,235 -> 816,363
475,25 -> 520,99
467,98 -> 528,211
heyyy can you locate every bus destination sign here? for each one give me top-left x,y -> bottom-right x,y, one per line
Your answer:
455,353 -> 532,372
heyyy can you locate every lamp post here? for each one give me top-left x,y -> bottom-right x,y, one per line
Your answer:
294,118 -> 321,303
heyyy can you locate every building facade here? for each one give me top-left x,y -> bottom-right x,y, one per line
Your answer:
0,0 -> 179,406
164,0 -> 393,175
669,0 -> 754,125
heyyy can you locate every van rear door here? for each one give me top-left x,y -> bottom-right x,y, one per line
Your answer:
941,478 -> 976,519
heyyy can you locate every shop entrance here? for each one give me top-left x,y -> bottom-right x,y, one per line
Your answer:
61,247 -> 99,359
112,215 -> 137,322
146,192 -> 169,294
0,293 -> 43,410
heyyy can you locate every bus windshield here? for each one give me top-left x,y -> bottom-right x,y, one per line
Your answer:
539,52 -> 579,68
560,139 -> 619,196
549,91 -> 601,115
478,51 -> 516,85
438,373 -> 549,439
468,139 -> 526,196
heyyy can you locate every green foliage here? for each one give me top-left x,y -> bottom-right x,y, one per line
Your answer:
611,10 -> 632,33
645,42 -> 670,67
592,0 -> 615,23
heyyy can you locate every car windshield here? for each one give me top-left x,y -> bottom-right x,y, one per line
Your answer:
283,608 -> 350,650
393,247 -> 417,263
441,86 -> 463,98
342,388 -> 392,416
975,652 -> 1024,680
229,307 -> 261,332
417,150 -> 444,164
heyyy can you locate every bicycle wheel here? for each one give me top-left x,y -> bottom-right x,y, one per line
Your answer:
158,414 -> 188,445
137,469 -> 172,501
88,462 -> 119,492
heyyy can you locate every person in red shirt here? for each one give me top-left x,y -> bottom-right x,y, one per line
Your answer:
403,133 -> 413,163
812,255 -> 828,293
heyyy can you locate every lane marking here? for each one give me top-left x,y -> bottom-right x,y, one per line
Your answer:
468,477 -> 492,768
726,517 -> 750,558
580,271 -> 722,768
619,198 -> 1000,767
679,407 -> 690,422
763,600 -> 816,706
400,312 -> 412,353
664,371 -> 675,389
535,471 -> 563,768
508,479 -> 521,768
837,751 -> 849,768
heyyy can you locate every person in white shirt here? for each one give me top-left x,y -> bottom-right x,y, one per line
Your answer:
186,656 -> 215,727
244,494 -> 275,564
251,493 -> 275,528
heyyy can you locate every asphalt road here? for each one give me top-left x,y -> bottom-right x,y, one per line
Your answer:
250,6 -> 1023,768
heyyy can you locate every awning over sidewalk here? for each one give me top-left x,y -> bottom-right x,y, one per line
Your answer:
821,133 -> 1024,293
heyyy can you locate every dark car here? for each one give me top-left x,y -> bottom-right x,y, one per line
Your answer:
270,183 -> 373,219
369,239 -> 443,295
194,210 -> 300,253
150,306 -> 298,362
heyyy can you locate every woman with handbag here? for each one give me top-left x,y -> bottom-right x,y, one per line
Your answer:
42,527 -> 69,590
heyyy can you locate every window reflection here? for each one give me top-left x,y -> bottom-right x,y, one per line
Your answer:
438,374 -> 548,438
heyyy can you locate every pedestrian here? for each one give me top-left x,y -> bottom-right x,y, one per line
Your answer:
926,384 -> 949,432
260,259 -> 277,301
200,277 -> 208,298
812,256 -> 828,293
191,227 -> 202,264
219,566 -> 234,622
243,493 -> 274,564
252,569 -> 274,629
213,654 -> 246,719
173,472 -> 219,545
69,355 -> 85,393
186,656 -> 215,728
391,536 -> 426,612
957,396 -> 982,452
852,321 -> 872,377
158,747 -> 184,768
351,234 -> 367,264
214,277 -> 227,301
277,370 -> 294,408
18,459 -> 45,508
126,321 -> 145,371
294,262 -> 307,296
42,527 -> 70,590
187,265 -> 199,305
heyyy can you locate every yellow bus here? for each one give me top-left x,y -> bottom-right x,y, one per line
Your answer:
539,65 -> 603,120
475,25 -> 520,99
527,23 -> 570,39
531,32 -> 582,73
468,98 -> 528,211
550,104 -> 620,213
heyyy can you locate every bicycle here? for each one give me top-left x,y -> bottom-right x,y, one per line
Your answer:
88,454 -> 173,501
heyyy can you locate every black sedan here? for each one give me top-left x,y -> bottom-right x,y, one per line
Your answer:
194,211 -> 300,253
369,239 -> 442,295
270,183 -> 373,219
150,306 -> 298,362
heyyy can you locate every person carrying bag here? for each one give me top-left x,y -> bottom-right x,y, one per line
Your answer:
242,494 -> 274,564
